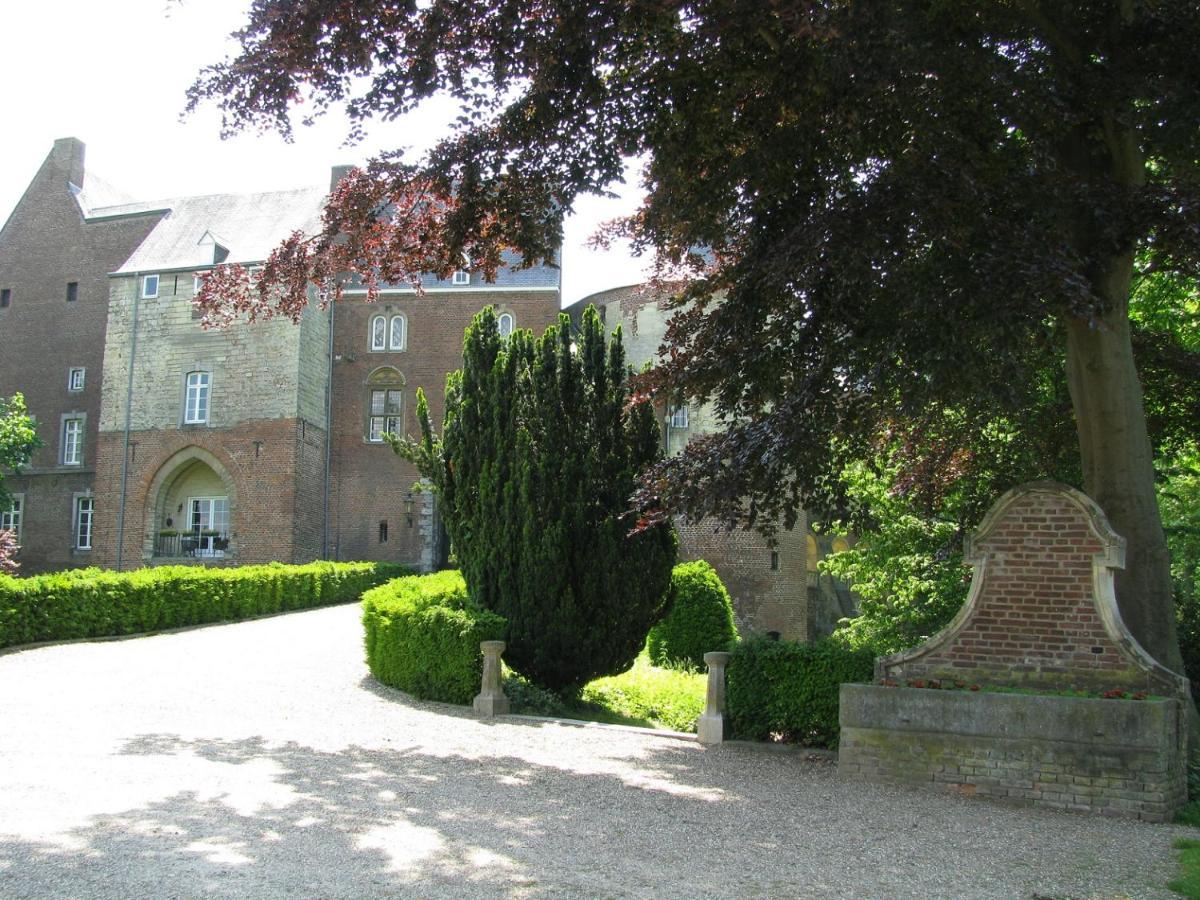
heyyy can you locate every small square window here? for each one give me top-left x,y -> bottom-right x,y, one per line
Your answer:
0,288 -> 10,308
141,274 -> 159,299
452,270 -> 470,285
66,282 -> 78,303
68,368 -> 85,392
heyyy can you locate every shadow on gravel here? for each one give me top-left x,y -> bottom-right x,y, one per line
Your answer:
0,733 -> 759,898
0,730 -> 1179,899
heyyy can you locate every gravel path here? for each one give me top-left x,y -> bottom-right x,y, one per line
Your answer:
0,603 -> 1191,899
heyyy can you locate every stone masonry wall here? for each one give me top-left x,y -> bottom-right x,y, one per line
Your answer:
99,275 -> 307,433
840,684 -> 1186,823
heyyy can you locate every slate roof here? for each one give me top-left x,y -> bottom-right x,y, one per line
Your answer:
114,187 -> 327,274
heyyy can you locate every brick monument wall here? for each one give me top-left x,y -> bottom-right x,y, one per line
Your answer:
838,482 -> 1191,822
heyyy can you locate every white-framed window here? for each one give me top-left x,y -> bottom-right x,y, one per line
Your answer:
68,367 -> 85,392
184,371 -> 210,424
498,312 -> 515,338
389,314 -> 406,350
75,497 -> 94,550
370,314 -> 387,351
62,418 -> 83,466
368,389 -> 403,442
189,496 -> 230,557
1,495 -> 22,539
141,274 -> 159,299
193,273 -> 206,295
452,269 -> 470,285
668,404 -> 689,429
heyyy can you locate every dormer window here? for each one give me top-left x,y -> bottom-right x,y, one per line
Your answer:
452,269 -> 470,285
141,274 -> 159,299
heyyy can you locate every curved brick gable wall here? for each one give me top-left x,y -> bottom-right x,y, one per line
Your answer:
880,483 -> 1183,695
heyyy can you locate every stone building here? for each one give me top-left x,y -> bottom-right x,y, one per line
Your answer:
0,138 -> 560,573
566,284 -> 856,641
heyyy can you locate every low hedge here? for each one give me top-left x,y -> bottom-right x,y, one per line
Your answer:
647,560 -> 738,669
726,636 -> 875,748
0,561 -> 410,650
362,570 -> 506,705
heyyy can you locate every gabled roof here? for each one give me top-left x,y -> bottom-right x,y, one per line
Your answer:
115,187 -> 326,274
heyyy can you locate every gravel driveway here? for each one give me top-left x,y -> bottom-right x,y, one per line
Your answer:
0,603 -> 1191,899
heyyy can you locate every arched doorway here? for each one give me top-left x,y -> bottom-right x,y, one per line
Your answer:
145,448 -> 237,560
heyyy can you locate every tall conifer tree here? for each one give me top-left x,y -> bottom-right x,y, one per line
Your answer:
401,306 -> 677,692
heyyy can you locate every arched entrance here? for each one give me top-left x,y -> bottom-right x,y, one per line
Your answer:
144,447 -> 237,560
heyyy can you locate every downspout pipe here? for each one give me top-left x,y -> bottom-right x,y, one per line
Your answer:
322,300 -> 335,559
114,273 -> 140,571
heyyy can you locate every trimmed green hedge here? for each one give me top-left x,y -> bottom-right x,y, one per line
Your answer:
647,560 -> 738,669
726,636 -> 875,748
363,570 -> 506,704
0,561 -> 410,650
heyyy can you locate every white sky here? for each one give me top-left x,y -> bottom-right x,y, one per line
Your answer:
0,0 -> 651,305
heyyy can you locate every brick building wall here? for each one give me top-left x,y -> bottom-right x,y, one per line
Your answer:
91,419 -> 314,569
327,288 -> 560,566
0,138 -> 164,572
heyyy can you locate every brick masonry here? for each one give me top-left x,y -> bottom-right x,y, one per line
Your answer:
0,139 -> 164,571
838,481 -> 1192,821
326,289 -> 560,566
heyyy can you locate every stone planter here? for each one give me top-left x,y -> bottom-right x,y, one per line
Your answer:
838,683 -> 1186,822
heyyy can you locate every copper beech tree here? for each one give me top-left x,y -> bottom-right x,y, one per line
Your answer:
189,2 -> 1200,675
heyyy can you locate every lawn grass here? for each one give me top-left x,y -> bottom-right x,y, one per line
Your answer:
575,653 -> 706,733
504,652 -> 707,733
1170,838 -> 1200,898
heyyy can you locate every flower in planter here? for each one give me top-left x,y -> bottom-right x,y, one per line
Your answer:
1100,689 -> 1130,700
969,684 -> 980,691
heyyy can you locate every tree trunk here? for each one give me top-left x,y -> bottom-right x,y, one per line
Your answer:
1064,249 -> 1183,675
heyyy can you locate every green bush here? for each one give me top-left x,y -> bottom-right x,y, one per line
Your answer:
362,570 -> 506,704
0,561 -> 409,651
647,560 -> 738,669
726,636 -> 875,748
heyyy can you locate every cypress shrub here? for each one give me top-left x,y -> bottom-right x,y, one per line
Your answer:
0,561 -> 409,650
398,306 -> 677,692
647,560 -> 738,669
362,570 -> 506,704
726,636 -> 875,748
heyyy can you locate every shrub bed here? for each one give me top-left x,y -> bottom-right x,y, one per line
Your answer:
363,570 -> 506,705
0,561 -> 409,651
726,636 -> 875,747
647,560 -> 738,670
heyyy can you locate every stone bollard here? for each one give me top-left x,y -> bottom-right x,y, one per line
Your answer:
697,651 -> 731,745
473,640 -> 510,716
